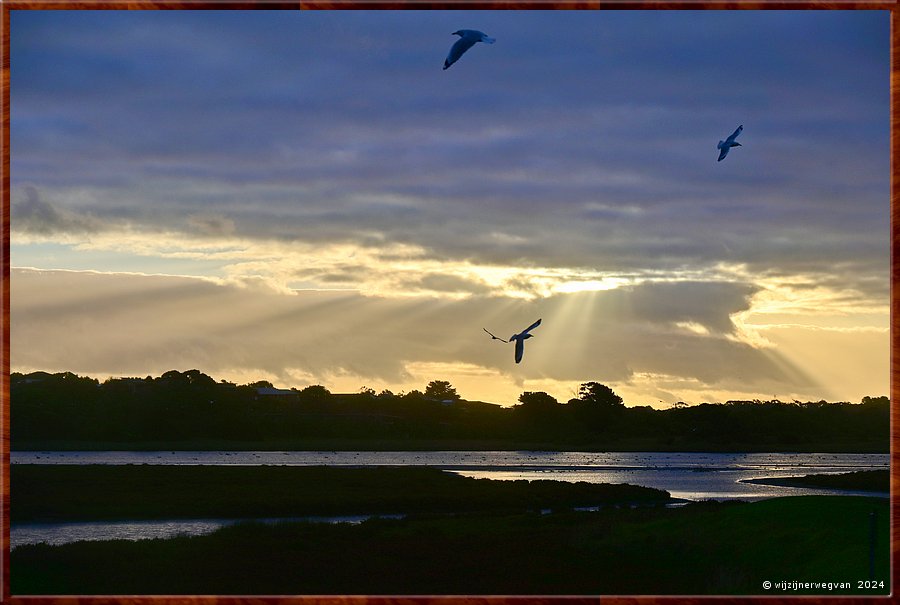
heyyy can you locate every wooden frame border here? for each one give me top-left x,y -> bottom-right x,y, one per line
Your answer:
0,3 -> 895,603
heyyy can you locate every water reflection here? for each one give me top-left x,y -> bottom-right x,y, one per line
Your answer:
448,467 -> 889,502
11,514 -> 405,549
12,450 -> 887,548
10,450 -> 890,471
12,450 -> 888,503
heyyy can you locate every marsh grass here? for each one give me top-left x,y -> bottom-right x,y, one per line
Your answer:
12,464 -> 669,523
743,469 -> 888,492
11,495 -> 889,595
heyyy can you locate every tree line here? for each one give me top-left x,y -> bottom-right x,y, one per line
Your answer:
10,370 -> 889,451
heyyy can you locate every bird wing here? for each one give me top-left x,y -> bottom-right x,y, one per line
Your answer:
717,146 -> 729,162
444,36 -> 479,70
514,337 -> 524,363
483,328 -> 508,343
726,125 -> 743,143
522,318 -> 542,334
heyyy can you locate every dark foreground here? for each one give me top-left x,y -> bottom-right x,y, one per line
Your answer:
12,464 -> 668,522
742,469 -> 888,493
11,495 -> 889,595
10,466 -> 890,596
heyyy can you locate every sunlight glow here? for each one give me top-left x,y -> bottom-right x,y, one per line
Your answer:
10,230 -> 888,406
13,229 -> 647,300
675,322 -> 710,336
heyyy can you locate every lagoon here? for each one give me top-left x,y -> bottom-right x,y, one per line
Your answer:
13,449 -> 888,501
12,450 -> 887,548
11,515 -> 406,549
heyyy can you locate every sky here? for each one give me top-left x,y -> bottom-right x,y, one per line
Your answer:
8,9 -> 890,407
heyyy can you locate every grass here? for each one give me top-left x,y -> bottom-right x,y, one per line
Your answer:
11,464 -> 669,522
11,495 -> 890,595
742,469 -> 888,492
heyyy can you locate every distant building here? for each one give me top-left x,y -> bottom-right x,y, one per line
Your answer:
256,387 -> 296,397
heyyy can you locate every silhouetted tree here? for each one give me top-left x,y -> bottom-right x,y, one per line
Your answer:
300,385 -> 331,401
512,391 -> 572,438
157,369 -> 216,390
566,382 -> 624,435
247,380 -> 274,389
8,370 -> 890,451
861,395 -> 889,406
425,380 -> 459,401
577,382 -> 624,408
517,391 -> 559,409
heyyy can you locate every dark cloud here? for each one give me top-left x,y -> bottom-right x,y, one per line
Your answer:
621,281 -> 759,334
11,186 -> 102,235
187,214 -> 236,236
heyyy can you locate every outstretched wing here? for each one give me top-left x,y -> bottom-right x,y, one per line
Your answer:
483,328 -> 508,343
717,146 -> 729,162
514,337 -> 525,363
726,125 -> 743,143
522,318 -> 542,334
444,36 -> 478,70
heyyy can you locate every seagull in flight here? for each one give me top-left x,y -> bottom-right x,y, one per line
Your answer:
717,125 -> 743,162
443,30 -> 495,70
509,319 -> 542,364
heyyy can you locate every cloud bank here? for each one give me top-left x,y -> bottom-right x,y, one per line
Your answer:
9,10 -> 888,404
12,268 -> 849,405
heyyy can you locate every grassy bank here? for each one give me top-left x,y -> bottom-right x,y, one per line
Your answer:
11,495 -> 889,595
11,464 -> 669,523
742,469 -> 888,493
12,438 -> 890,452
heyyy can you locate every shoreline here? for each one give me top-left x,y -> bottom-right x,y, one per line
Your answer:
739,469 -> 888,494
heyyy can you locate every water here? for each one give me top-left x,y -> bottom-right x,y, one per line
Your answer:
11,448 -> 888,470
11,450 -> 887,500
12,450 -> 888,547
11,515 -> 406,549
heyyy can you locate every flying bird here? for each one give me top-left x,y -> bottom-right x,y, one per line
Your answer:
483,328 -> 508,343
509,318 -> 542,364
443,29 -> 495,70
717,125 -> 743,162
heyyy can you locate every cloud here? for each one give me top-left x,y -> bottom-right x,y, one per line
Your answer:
11,176 -> 888,310
10,268 -> 834,404
11,186 -> 102,235
410,274 -> 494,296
187,214 -> 236,237
8,12 -> 888,404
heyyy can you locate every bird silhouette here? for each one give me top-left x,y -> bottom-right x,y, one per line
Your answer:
443,30 -> 495,70
717,125 -> 743,161
509,318 -> 542,364
483,327 -> 508,343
